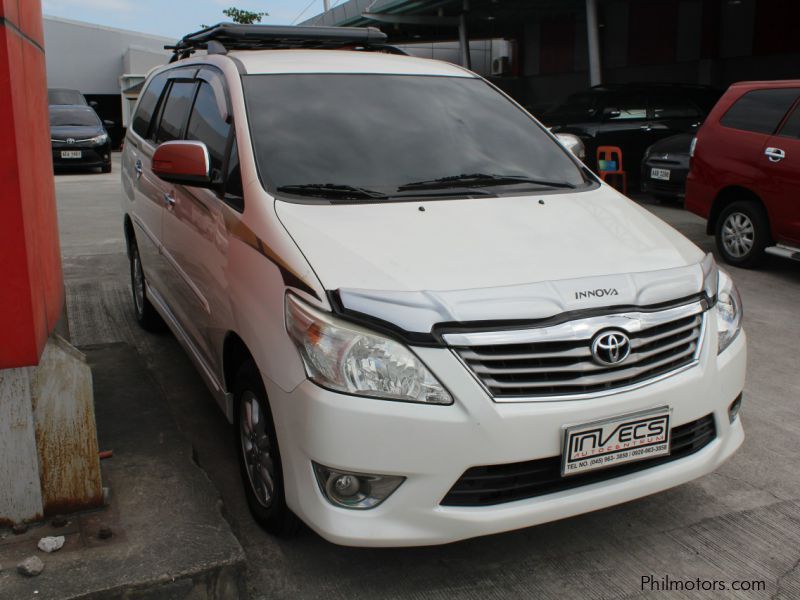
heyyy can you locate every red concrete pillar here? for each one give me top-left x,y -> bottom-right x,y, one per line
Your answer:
0,0 -> 64,368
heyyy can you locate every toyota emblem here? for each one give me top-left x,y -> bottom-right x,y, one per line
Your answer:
66,138 -> 76,144
591,331 -> 631,365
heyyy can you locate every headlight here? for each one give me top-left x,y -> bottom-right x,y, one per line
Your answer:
701,253 -> 742,354
285,294 -> 452,404
90,133 -> 108,145
715,268 -> 743,354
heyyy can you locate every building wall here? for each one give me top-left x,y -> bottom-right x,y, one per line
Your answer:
399,39 -> 509,76
43,16 -> 171,94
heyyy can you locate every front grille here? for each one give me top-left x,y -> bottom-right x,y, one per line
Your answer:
441,414 -> 716,507
449,302 -> 705,399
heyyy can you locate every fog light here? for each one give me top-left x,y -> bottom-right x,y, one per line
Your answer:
333,474 -> 360,497
313,463 -> 404,510
728,394 -> 742,423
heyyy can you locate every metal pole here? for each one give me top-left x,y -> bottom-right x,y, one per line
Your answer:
324,0 -> 330,12
459,0 -> 471,69
585,0 -> 602,86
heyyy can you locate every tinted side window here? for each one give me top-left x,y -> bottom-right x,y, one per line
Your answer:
778,105 -> 800,138
186,82 -> 230,174
155,81 -> 197,144
131,72 -> 168,138
720,89 -> 799,134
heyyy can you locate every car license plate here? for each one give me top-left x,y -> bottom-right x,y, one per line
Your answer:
650,167 -> 670,181
61,150 -> 82,159
561,407 -> 671,476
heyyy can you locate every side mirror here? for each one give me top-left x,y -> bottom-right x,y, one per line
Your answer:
555,133 -> 586,161
602,107 -> 622,119
152,141 -> 212,187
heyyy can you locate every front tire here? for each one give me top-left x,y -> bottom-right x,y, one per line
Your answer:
234,361 -> 299,537
715,201 -> 770,268
102,162 -> 112,174
129,240 -> 164,331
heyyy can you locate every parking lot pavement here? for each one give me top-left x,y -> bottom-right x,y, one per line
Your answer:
56,157 -> 800,599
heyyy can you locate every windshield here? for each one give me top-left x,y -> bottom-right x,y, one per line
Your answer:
243,74 -> 588,201
48,89 -> 87,105
49,108 -> 99,127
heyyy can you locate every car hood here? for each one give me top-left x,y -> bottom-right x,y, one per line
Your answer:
50,125 -> 103,140
276,185 -> 706,331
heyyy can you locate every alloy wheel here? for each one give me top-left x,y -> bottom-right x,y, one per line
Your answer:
240,391 -> 276,508
721,212 -> 755,258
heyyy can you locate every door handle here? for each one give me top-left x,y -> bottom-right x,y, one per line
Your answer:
134,159 -> 143,179
163,192 -> 176,208
765,147 -> 786,162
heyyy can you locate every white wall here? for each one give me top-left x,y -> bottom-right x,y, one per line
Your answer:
43,16 -> 172,95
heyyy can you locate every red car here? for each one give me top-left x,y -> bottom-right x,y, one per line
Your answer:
686,80 -> 800,267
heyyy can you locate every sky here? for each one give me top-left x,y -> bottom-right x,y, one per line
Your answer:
41,0 -> 334,40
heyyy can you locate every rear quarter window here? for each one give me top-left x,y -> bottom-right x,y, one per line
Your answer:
720,88 -> 800,134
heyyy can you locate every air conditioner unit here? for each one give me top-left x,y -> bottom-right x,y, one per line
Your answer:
492,56 -> 510,76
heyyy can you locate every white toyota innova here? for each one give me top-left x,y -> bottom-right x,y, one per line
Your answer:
121,24 -> 746,547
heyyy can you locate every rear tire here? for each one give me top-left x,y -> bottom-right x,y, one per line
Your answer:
715,200 -> 770,268
234,360 -> 300,537
129,240 -> 165,331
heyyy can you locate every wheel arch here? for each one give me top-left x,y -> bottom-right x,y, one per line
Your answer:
222,331 -> 256,399
707,186 -> 768,235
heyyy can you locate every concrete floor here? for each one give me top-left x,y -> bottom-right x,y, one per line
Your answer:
56,154 -> 800,599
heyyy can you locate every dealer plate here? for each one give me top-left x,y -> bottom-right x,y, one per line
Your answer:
650,167 -> 670,181
561,407 -> 671,476
61,150 -> 82,159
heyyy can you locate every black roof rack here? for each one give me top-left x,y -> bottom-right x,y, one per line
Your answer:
166,23 -> 398,63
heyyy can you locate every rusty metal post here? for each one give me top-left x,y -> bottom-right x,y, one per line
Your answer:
0,335 -> 103,524
31,336 -> 104,515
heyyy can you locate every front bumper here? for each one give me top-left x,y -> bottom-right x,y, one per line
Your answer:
268,327 -> 746,547
52,143 -> 111,169
640,159 -> 689,198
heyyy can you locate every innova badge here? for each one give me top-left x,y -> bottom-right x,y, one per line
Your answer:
591,330 -> 631,365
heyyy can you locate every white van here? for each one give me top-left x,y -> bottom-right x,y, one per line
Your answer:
120,24 -> 746,547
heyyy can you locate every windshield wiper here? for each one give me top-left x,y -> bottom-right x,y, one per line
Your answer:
398,173 -> 577,191
276,183 -> 388,200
